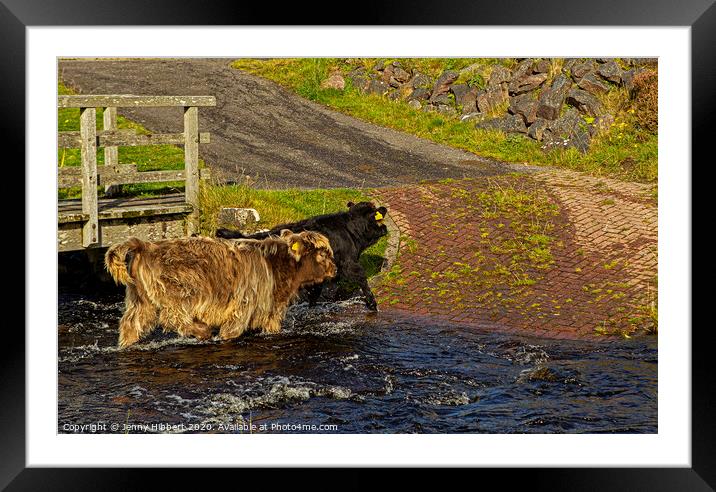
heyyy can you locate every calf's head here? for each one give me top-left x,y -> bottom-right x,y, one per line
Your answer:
281,229 -> 337,286
346,201 -> 389,247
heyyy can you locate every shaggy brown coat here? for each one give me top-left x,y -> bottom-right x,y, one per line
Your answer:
105,230 -> 336,348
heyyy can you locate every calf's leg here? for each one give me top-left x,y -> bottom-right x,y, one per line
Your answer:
342,262 -> 378,311
118,289 -> 157,348
158,309 -> 211,342
262,311 -> 285,334
306,283 -> 324,306
218,321 -> 248,341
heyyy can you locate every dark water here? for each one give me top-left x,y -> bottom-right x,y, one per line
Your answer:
58,291 -> 657,434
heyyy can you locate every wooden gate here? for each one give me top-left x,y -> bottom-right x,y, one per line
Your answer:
57,95 -> 216,251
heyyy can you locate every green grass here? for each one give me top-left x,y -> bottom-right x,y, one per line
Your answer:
232,58 -> 657,183
58,81 -> 191,199
199,182 -> 388,278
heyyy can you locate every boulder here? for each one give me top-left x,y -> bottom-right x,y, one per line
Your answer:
570,60 -> 595,80
536,74 -> 571,120
489,65 -> 512,86
408,87 -> 431,101
367,79 -> 390,96
460,91 -> 478,114
475,90 -> 488,112
565,88 -> 604,116
597,60 -> 623,83
218,208 -> 260,229
436,104 -> 457,116
509,93 -> 539,125
407,99 -> 422,110
621,68 -> 636,93
577,72 -> 610,94
388,77 -> 403,88
393,66 -> 412,84
381,64 -> 396,84
380,64 -> 404,88
527,118 -> 550,141
320,73 -> 345,90
350,74 -> 371,93
565,129 -> 591,153
533,59 -> 551,74
410,72 -> 433,89
450,83 -> 471,101
545,108 -> 591,152
562,58 -> 579,74
511,59 -> 534,83
387,90 -> 401,101
430,93 -> 452,106
477,84 -> 509,113
382,62 -> 409,87
509,73 -> 548,95
373,60 -> 386,71
451,84 -> 478,112
475,114 -> 528,134
430,70 -> 460,101
549,107 -> 582,138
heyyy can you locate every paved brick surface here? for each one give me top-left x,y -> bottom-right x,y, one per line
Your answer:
372,171 -> 657,340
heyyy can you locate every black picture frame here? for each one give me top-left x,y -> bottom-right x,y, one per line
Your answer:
5,0 -> 711,489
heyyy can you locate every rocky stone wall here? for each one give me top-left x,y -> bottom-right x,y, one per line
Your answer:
339,58 -> 657,153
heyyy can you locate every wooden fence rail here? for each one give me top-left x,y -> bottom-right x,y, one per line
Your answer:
58,130 -> 211,148
58,94 -> 216,250
58,95 -> 217,108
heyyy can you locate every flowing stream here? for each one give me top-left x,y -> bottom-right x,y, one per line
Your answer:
58,290 -> 657,434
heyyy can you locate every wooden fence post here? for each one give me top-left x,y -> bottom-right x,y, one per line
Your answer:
102,107 -> 121,196
79,107 -> 99,247
183,106 -> 199,234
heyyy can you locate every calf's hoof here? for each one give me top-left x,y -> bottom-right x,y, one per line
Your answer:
365,297 -> 378,312
118,337 -> 138,350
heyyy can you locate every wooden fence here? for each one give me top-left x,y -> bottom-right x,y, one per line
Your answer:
57,95 -> 216,251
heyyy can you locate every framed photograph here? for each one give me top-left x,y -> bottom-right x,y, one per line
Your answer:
8,0 -> 711,488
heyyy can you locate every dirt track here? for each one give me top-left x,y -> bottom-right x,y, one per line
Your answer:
59,58 -> 520,188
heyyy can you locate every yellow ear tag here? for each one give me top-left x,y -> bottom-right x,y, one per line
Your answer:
291,242 -> 299,251
375,211 -> 383,220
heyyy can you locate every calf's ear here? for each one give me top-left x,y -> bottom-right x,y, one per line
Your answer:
346,201 -> 355,209
288,237 -> 303,261
280,229 -> 294,239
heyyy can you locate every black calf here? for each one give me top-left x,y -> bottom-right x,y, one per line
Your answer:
216,201 -> 388,310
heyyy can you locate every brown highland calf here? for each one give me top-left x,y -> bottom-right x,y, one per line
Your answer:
104,230 -> 336,348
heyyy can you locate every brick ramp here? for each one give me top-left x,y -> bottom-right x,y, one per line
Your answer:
372,171 -> 657,340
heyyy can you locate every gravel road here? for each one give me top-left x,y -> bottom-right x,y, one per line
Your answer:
59,58 -> 519,188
